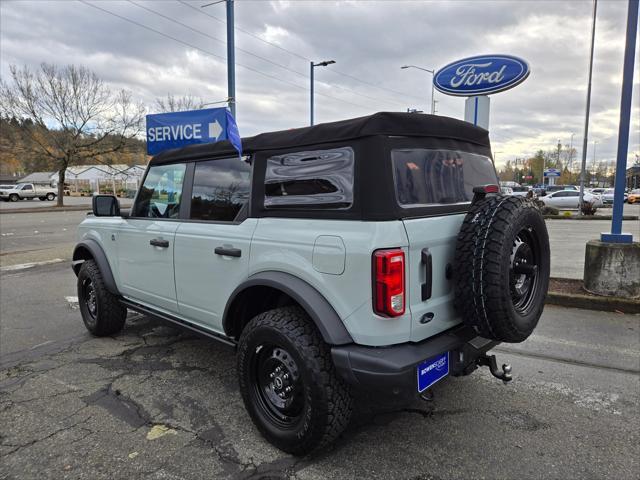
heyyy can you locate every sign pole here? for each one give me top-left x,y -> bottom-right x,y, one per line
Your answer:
226,0 -> 236,118
601,0 -> 638,243
579,0 -> 597,213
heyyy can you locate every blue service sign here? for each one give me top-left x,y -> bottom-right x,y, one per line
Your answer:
434,54 -> 530,96
146,107 -> 242,156
544,168 -> 561,177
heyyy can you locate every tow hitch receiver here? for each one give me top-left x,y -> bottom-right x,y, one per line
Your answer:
477,354 -> 512,383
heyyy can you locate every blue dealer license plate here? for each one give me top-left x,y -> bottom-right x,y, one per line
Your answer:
417,352 -> 449,392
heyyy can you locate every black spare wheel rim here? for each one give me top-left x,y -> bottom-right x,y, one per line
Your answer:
510,227 -> 540,315
250,343 -> 305,429
81,277 -> 98,327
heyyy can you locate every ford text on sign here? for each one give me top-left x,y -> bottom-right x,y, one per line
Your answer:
434,54 -> 530,96
146,108 -> 241,156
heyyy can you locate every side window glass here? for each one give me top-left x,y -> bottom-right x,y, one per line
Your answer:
132,163 -> 186,219
23,185 -> 33,190
264,147 -> 354,209
190,158 -> 251,222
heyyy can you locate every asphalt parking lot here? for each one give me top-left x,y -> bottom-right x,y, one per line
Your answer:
1,207 -> 639,479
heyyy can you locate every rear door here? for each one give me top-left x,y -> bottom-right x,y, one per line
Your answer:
174,157 -> 255,333
391,147 -> 499,342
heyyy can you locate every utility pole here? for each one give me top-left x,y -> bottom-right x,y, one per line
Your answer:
568,133 -> 575,183
580,0 -> 598,212
592,140 -> 598,186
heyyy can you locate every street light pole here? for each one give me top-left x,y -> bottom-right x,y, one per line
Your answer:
310,60 -> 335,126
580,0 -> 598,212
401,65 -> 436,114
569,133 -> 575,183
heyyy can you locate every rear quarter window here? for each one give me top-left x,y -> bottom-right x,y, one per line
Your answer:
264,147 -> 354,209
392,149 -> 498,206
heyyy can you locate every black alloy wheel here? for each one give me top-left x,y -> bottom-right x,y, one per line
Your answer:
509,227 -> 541,315
251,344 -> 305,429
81,277 -> 98,328
77,259 -> 127,336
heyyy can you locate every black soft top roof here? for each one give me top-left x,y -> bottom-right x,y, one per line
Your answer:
150,112 -> 490,165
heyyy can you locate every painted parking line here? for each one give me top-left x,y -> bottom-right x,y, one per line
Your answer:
0,258 -> 66,272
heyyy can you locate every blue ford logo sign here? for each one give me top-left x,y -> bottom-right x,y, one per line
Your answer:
434,54 -> 530,96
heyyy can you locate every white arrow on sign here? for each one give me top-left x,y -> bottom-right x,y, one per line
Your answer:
208,120 -> 223,140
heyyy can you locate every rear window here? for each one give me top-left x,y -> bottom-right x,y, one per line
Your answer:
392,149 -> 497,206
264,147 -> 354,209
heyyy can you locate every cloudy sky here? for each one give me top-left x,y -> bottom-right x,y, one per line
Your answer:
1,0 -> 638,168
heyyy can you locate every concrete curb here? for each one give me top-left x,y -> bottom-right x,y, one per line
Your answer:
544,215 -> 638,220
547,278 -> 640,314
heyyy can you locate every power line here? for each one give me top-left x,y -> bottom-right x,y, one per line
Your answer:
129,0 -> 308,78
131,0 -> 405,109
177,0 -> 424,103
78,0 -> 376,112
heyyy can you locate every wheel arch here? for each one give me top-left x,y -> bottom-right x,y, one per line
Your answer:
72,239 -> 119,295
223,271 -> 353,346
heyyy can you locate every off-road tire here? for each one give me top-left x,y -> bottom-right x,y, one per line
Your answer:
77,259 -> 127,336
454,195 -> 550,343
237,306 -> 352,455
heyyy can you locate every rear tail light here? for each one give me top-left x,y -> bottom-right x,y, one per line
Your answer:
373,249 -> 405,317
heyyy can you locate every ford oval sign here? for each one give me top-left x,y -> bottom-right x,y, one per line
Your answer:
434,54 -> 530,96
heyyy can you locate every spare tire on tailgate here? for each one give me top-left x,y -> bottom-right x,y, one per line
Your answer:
454,194 -> 550,343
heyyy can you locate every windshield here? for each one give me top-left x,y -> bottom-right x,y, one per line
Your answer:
392,148 -> 498,206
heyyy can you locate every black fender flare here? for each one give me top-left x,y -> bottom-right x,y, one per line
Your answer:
223,271 -> 353,346
72,239 -> 119,295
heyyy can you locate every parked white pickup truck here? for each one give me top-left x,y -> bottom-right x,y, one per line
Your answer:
0,183 -> 57,202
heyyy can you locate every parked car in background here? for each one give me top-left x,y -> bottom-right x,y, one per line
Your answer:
501,186 -> 514,195
545,185 -> 579,194
590,187 -> 606,196
627,189 -> 640,204
601,189 -> 615,205
540,190 -> 601,209
511,186 -> 531,197
0,183 -> 57,201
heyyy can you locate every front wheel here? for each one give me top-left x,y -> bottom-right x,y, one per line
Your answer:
9,194 -> 19,202
237,306 -> 352,455
77,260 -> 127,336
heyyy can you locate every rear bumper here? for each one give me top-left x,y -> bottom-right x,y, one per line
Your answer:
331,324 -> 498,399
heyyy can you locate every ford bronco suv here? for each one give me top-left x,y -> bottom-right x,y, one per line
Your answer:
72,112 -> 550,455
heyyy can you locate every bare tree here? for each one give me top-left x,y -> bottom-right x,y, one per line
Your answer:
0,63 -> 145,206
155,94 -> 205,113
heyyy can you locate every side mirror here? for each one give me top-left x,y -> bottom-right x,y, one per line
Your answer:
92,195 -> 120,217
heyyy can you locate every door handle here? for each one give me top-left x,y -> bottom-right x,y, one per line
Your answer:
214,246 -> 242,258
421,248 -> 432,301
149,238 -> 170,248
